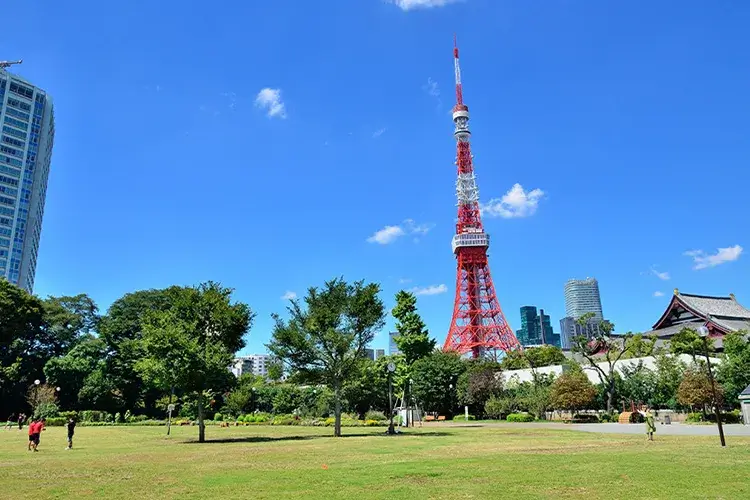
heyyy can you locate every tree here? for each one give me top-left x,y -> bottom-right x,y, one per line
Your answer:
716,331 -> 750,405
44,336 -> 106,409
98,287 -> 182,413
571,313 -> 656,413
652,353 -> 686,409
669,327 -> 714,363
0,280 -> 46,417
457,360 -> 503,418
136,282 -> 253,442
619,361 -> 657,407
410,351 -> 466,417
41,294 -> 99,357
392,291 -> 436,365
678,368 -> 723,414
267,278 -> 385,437
550,371 -> 597,413
502,345 -> 566,371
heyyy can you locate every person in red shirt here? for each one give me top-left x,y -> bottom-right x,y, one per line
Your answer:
27,419 -> 38,451
27,418 -> 45,452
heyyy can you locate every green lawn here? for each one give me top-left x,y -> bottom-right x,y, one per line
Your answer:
1,424 -> 748,499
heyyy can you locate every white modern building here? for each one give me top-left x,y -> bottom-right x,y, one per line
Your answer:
564,278 -> 604,320
231,354 -> 271,378
0,66 -> 54,292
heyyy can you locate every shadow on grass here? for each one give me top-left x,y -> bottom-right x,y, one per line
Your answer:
179,431 -> 453,444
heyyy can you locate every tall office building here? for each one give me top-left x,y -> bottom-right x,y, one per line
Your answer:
231,354 -> 271,378
564,278 -> 603,321
515,306 -> 561,348
0,67 -> 54,292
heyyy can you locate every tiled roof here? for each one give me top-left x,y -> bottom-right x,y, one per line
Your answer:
679,293 -> 750,319
741,384 -> 750,397
710,318 -> 750,333
643,321 -> 703,338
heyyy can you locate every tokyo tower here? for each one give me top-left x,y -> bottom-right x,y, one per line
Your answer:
443,37 -> 521,358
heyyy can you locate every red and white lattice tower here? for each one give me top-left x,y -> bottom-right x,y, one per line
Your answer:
443,36 -> 521,358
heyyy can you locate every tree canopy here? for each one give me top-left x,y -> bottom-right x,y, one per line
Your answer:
267,278 -> 385,436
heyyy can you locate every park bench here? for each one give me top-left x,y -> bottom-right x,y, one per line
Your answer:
437,416 -> 446,421
424,415 -> 436,422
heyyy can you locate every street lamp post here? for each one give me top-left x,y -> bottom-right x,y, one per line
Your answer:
387,362 -> 396,435
698,326 -> 726,447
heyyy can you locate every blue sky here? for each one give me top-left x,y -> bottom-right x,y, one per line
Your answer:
3,0 -> 748,354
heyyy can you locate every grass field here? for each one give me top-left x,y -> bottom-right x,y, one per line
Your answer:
1,423 -> 749,499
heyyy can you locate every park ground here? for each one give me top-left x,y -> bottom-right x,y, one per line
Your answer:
1,424 -> 749,499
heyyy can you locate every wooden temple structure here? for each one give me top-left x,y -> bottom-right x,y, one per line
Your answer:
643,289 -> 750,350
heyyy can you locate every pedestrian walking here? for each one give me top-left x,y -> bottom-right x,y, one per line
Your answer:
27,418 -> 39,451
17,412 -> 25,431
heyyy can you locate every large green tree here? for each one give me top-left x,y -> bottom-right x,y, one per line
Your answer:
457,360 -> 503,418
136,282 -> 253,442
716,331 -> 750,406
41,294 -> 99,357
669,327 -> 714,363
44,335 -> 106,409
0,280 -> 46,416
410,351 -> 466,417
571,313 -> 656,413
550,370 -> 597,413
267,278 -> 385,437
392,291 -> 436,365
501,345 -> 566,371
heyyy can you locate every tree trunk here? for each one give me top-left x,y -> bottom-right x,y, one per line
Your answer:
334,381 -> 342,437
197,391 -> 206,443
606,384 -> 615,414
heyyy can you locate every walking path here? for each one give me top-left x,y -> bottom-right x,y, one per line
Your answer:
429,421 -> 750,436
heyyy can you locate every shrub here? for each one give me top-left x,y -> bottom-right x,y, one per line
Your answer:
34,402 -> 59,420
124,410 -> 133,423
44,417 -> 66,426
572,414 -> 599,424
80,410 -> 105,422
484,397 -> 505,420
599,413 -> 614,423
59,411 -> 78,421
114,412 -> 122,423
364,410 -> 386,421
686,412 -> 703,423
214,413 -> 223,422
506,413 -> 535,423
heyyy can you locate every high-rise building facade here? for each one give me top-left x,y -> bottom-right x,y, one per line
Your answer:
231,354 -> 271,378
515,306 -> 561,348
564,278 -> 603,321
0,68 -> 54,292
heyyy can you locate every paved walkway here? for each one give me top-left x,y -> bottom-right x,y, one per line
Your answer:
429,421 -> 750,436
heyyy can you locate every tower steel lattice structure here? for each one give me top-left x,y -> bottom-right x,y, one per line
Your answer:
443,36 -> 521,358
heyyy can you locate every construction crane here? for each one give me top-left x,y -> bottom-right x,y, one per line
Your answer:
0,60 -> 23,69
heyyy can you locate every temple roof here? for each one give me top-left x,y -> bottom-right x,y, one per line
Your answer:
652,290 -> 750,331
741,383 -> 750,398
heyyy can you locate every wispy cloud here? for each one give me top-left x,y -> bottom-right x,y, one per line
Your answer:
650,267 -> 670,281
221,92 -> 237,111
684,245 -> 743,270
367,219 -> 434,245
409,284 -> 448,296
481,183 -> 545,218
372,128 -> 387,138
255,88 -> 287,119
398,278 -> 412,284
281,291 -> 297,300
653,291 -> 664,298
423,77 -> 442,108
387,0 -> 462,11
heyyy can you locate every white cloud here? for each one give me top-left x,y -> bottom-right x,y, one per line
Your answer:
684,245 -> 743,270
398,278 -> 412,284
424,77 -> 440,98
281,291 -> 297,300
388,0 -> 462,11
367,219 -> 433,245
372,128 -> 387,138
254,88 -> 287,119
653,291 -> 664,297
409,284 -> 448,296
481,183 -> 545,218
650,267 -> 670,281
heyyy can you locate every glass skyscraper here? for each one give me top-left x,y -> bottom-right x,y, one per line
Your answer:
564,278 -> 603,321
0,68 -> 54,292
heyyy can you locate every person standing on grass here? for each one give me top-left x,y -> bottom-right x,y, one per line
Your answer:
18,412 -> 25,431
4,414 -> 14,430
66,417 -> 76,449
27,418 -> 39,451
638,406 -> 656,441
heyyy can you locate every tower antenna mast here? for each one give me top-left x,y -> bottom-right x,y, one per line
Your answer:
444,36 -> 521,358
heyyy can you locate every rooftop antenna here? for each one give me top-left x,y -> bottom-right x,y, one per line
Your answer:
0,60 -> 23,69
